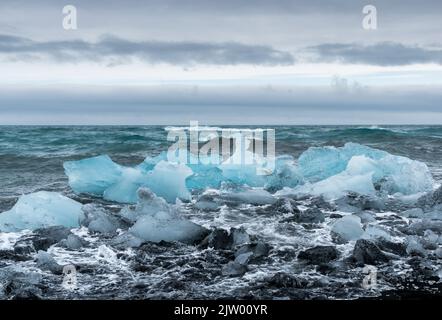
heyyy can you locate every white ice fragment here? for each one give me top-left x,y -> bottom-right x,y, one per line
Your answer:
129,212 -> 206,244
436,248 -> 442,259
297,143 -> 434,197
103,167 -> 146,204
143,160 -> 192,203
406,236 -> 426,256
331,215 -> 364,242
120,188 -> 171,223
295,170 -> 375,200
362,225 -> 391,241
123,188 -> 208,244
400,208 -> 424,218
0,192 -> 84,232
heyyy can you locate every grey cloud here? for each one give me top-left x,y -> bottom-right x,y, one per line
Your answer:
6,0 -> 442,15
0,34 -> 295,66
2,1 -> 442,54
309,42 -> 442,66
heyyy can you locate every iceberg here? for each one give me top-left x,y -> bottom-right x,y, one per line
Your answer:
298,143 -> 386,182
103,168 -> 147,204
295,171 -> 375,200
370,155 -> 434,195
125,188 -> 208,244
65,155 -> 193,204
140,150 -> 224,191
219,163 -> 267,187
82,204 -> 123,234
0,192 -> 84,232
143,161 -> 192,203
137,152 -> 168,172
265,155 -> 303,192
186,166 -> 224,190
342,154 -> 432,196
294,144 -> 434,198
64,155 -> 122,195
63,142 -> 434,205
218,135 -> 271,187
105,160 -> 192,204
129,213 -> 207,244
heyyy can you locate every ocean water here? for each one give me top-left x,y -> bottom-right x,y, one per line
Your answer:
0,125 -> 441,299
2,125 -> 442,209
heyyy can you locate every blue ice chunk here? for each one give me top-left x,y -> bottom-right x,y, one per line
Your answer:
265,155 -> 303,191
292,153 -> 433,199
220,165 -> 267,187
63,142 -> 433,205
129,213 -> 206,244
120,188 -> 171,223
125,188 -> 207,244
103,168 -> 147,204
103,161 -> 193,204
341,154 -> 433,196
0,192 -> 84,232
65,154 -> 193,204
143,160 -> 193,203
64,155 -> 122,195
293,169 -> 376,199
298,143 -> 386,182
186,151 -> 224,190
186,166 -> 224,190
218,136 -> 270,187
137,152 -> 168,171
331,215 -> 364,242
296,143 -> 433,197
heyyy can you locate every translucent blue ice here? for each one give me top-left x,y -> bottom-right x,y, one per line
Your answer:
295,143 -> 434,198
64,155 -> 122,195
298,142 -> 386,182
63,142 -> 434,205
0,192 -> 84,232
103,168 -> 147,204
65,155 -> 192,203
186,166 -> 225,190
143,160 -> 192,203
264,155 -> 303,191
125,188 -> 207,244
331,215 -> 364,242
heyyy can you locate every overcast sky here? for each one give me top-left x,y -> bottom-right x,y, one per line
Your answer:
1,0 -> 442,124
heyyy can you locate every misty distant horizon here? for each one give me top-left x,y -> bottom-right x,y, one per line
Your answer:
1,0 -> 442,124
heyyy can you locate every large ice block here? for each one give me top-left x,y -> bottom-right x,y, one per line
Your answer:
0,192 -> 84,232
125,188 -> 208,244
64,155 -> 122,195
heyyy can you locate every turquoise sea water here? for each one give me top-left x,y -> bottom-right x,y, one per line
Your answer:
2,125 -> 442,210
